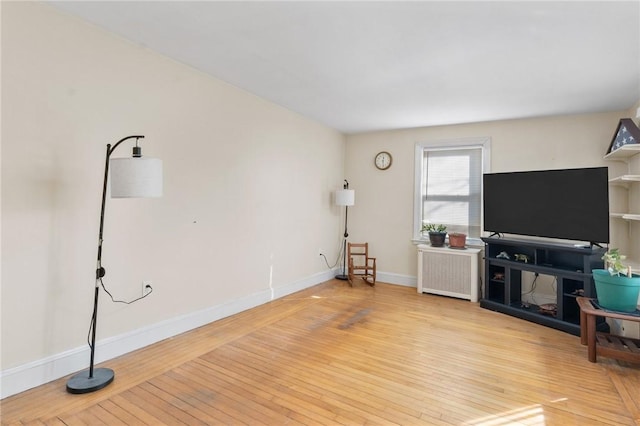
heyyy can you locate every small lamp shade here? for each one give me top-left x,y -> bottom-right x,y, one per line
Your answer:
335,189 -> 355,206
110,157 -> 163,198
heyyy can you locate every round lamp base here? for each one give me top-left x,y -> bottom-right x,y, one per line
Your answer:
66,368 -> 114,394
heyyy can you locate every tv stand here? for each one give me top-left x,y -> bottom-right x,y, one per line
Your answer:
480,237 -> 606,335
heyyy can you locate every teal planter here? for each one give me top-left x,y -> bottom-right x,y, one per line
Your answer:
592,269 -> 640,312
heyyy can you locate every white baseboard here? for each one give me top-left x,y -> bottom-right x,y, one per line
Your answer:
1,269 -> 414,399
377,271 -> 417,287
0,269 -> 336,399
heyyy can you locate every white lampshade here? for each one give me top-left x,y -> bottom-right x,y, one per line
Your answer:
335,189 -> 355,206
110,157 -> 163,198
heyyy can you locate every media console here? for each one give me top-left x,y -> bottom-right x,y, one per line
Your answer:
480,237 -> 606,336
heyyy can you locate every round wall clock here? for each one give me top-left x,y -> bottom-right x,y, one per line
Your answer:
374,151 -> 392,170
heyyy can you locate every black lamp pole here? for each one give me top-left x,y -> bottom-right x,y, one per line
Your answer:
336,180 -> 350,280
66,135 -> 145,394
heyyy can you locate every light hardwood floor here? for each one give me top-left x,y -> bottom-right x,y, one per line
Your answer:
2,281 -> 639,425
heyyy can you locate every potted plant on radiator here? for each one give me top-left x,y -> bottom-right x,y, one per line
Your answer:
448,232 -> 467,249
592,248 -> 640,312
421,223 -> 447,247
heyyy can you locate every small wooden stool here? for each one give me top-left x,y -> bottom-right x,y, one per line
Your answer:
577,297 -> 640,363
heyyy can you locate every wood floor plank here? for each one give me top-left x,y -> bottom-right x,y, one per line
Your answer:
166,367 -> 272,425
198,346 -> 413,426
191,357 -> 377,426
108,393 -> 175,425
2,281 -> 639,425
178,363 -> 335,425
148,373 -> 253,425
96,400 -> 148,425
208,336 -> 433,424
159,363 -> 288,424
84,404 -> 128,426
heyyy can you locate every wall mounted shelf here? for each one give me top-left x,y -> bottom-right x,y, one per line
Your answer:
610,213 -> 640,221
603,144 -> 640,161
608,174 -> 640,188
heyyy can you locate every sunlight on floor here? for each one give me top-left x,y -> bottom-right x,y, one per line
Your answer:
465,404 -> 546,426
282,294 -> 325,301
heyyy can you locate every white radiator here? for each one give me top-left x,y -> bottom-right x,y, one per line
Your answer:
417,244 -> 481,302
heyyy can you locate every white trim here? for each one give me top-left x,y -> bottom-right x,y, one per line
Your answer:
376,271 -> 417,287
413,137 -> 492,240
411,238 -> 485,250
0,269 -> 335,399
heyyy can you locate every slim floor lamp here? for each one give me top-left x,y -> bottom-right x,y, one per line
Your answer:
335,180 -> 355,280
66,135 -> 162,394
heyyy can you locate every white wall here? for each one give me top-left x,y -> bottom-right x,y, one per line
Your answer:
345,111 -> 631,282
625,102 -> 640,264
1,2 -> 345,396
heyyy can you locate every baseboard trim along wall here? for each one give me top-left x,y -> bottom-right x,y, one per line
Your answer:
377,271 -> 417,287
0,269 -> 416,399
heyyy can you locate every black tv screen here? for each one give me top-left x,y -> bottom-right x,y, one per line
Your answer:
483,167 -> 609,244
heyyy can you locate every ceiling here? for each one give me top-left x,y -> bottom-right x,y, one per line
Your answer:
48,1 -> 640,134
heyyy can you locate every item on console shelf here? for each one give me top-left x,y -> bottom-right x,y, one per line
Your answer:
496,251 -> 510,260
514,254 -> 530,263
538,303 -> 557,316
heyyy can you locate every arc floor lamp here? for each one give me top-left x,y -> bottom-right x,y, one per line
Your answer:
66,135 -> 162,394
335,180 -> 355,280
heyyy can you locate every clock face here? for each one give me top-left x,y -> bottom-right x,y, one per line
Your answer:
375,151 -> 392,170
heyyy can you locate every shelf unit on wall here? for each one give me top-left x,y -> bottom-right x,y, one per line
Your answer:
604,120 -> 640,273
603,144 -> 640,160
608,174 -> 640,189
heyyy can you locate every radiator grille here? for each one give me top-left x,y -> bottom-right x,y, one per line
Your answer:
417,246 -> 480,302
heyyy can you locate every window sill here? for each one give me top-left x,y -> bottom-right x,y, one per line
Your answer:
412,237 -> 484,249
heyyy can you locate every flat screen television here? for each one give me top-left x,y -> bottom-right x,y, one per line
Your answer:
483,167 -> 609,244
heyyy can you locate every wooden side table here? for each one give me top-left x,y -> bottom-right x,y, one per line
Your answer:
577,297 -> 640,363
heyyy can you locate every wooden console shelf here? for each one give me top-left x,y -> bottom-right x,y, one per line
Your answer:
480,237 -> 606,336
577,297 -> 640,363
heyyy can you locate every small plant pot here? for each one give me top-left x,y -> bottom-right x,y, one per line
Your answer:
592,269 -> 640,312
448,233 -> 466,249
428,231 -> 446,247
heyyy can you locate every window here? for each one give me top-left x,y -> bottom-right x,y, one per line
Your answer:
413,137 -> 491,245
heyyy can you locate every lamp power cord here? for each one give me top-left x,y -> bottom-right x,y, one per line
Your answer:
100,278 -> 152,305
319,238 -> 347,271
86,278 -> 153,350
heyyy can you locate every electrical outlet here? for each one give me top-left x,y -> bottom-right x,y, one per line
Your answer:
142,280 -> 152,296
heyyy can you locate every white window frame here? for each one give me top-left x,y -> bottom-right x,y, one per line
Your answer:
413,137 -> 491,247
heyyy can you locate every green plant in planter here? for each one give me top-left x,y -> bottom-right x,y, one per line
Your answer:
592,248 -> 639,312
421,223 -> 447,247
421,223 -> 447,233
602,248 -> 632,277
